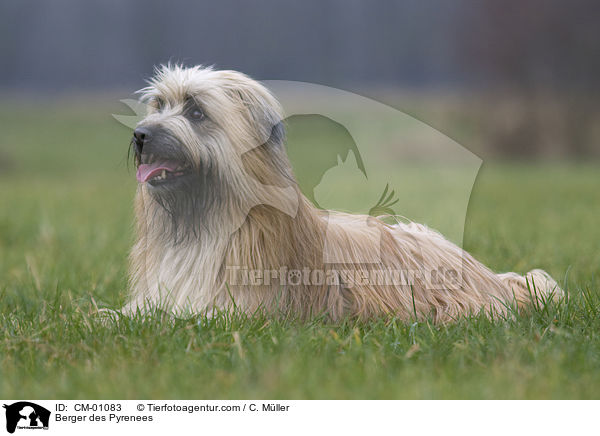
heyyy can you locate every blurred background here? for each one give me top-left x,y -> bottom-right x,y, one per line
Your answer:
0,0 -> 599,160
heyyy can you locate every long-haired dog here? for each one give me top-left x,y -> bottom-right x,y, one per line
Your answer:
122,64 -> 562,322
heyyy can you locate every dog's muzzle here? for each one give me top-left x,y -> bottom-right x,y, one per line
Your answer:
131,126 -> 192,185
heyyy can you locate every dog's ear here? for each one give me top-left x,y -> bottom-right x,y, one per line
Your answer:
227,81 -> 294,186
225,80 -> 286,149
267,121 -> 285,147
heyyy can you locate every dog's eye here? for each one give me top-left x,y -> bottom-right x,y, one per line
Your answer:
191,109 -> 204,119
187,105 -> 205,121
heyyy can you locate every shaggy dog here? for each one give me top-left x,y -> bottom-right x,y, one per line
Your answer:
121,64 -> 562,322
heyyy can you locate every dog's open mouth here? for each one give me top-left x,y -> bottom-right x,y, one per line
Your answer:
136,154 -> 191,185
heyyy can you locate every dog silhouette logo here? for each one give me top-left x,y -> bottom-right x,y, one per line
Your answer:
3,402 -> 50,433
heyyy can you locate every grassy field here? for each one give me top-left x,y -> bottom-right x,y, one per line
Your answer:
0,99 -> 599,399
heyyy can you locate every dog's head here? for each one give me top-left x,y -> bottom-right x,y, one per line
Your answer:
132,65 -> 294,237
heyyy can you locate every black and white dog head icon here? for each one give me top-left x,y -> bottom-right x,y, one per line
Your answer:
3,402 -> 50,434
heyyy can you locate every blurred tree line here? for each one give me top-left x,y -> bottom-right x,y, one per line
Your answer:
0,0 -> 598,158
460,0 -> 600,158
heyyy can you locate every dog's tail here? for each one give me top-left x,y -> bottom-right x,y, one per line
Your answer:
498,268 -> 564,307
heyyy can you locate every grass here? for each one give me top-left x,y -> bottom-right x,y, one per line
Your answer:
0,98 -> 599,399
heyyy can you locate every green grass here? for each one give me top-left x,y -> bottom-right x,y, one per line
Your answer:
0,99 -> 599,399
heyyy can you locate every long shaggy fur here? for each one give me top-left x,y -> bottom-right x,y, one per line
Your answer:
123,64 -> 562,322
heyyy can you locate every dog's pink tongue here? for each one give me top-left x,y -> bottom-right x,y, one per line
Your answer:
136,161 -> 179,183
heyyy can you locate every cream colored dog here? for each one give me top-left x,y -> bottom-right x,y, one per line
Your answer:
121,64 -> 562,322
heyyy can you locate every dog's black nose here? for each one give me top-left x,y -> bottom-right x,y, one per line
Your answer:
133,127 -> 152,154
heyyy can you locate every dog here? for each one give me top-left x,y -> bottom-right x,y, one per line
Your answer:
121,64 -> 562,322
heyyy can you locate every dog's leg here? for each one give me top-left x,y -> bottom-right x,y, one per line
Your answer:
95,307 -> 122,325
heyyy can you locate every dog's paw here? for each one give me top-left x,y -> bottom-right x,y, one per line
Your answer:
95,307 -> 126,325
526,269 -> 564,298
